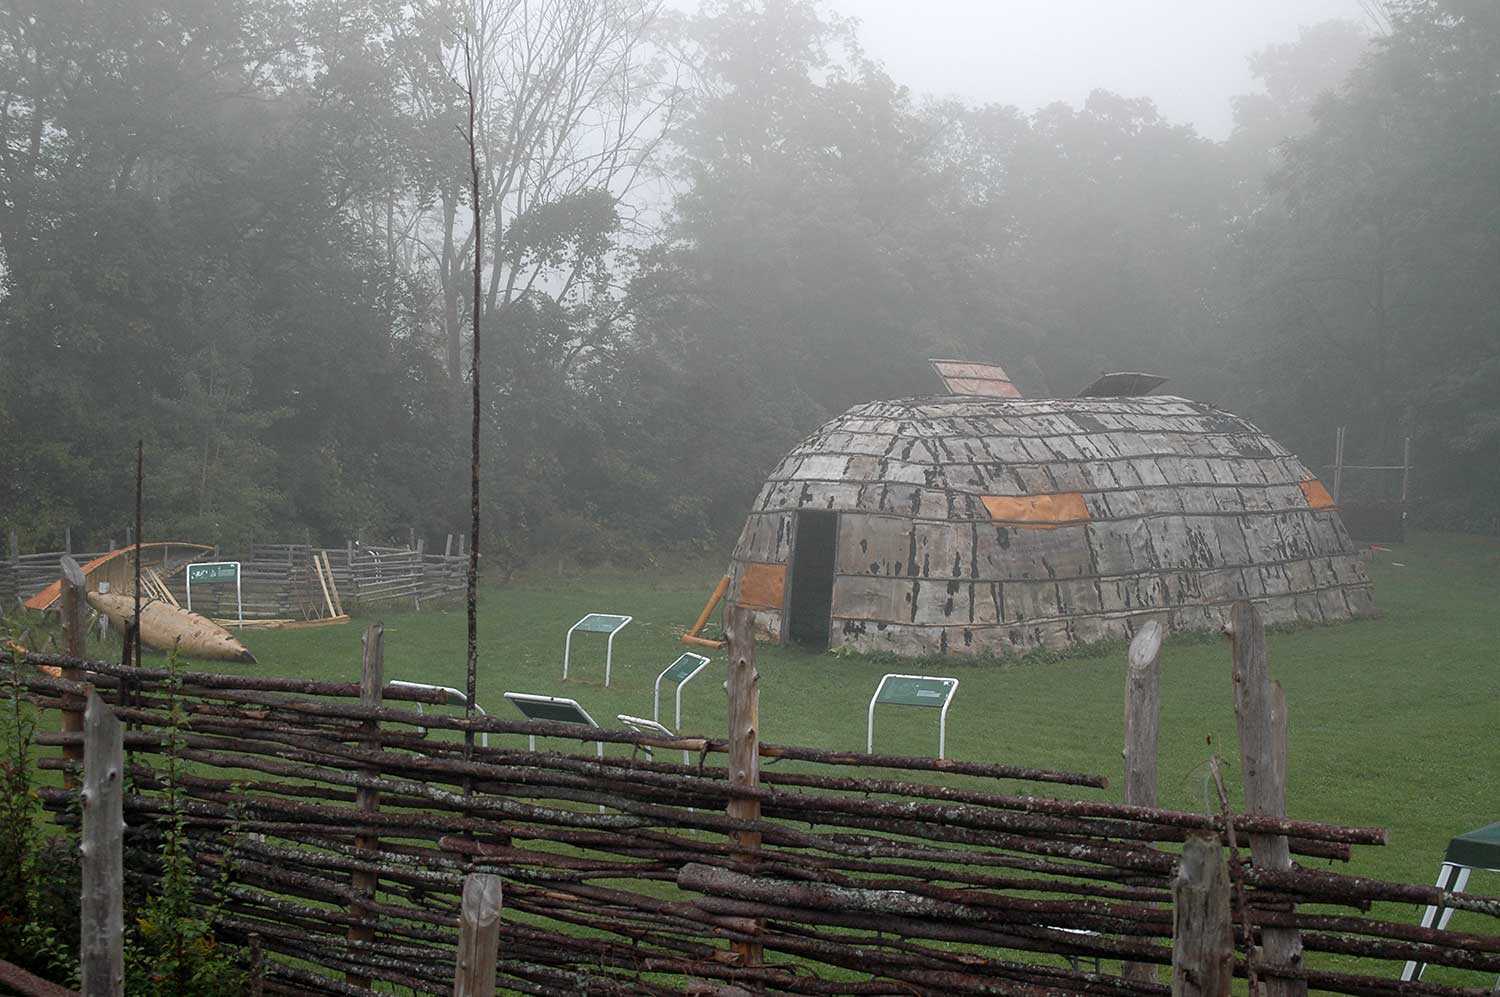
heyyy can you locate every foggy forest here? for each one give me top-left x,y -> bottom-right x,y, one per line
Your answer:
2,0 -> 1496,565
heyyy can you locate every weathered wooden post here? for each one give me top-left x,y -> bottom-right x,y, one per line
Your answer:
81,691 -> 124,996
1123,617 -> 1163,982
1229,600 -> 1305,996
1172,834 -> 1233,997
249,932 -> 264,997
59,556 -> 88,785
347,623 -> 384,989
724,603 -> 763,965
1124,618 -> 1163,807
452,873 -> 502,997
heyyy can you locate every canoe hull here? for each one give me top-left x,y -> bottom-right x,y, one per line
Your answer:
87,591 -> 256,664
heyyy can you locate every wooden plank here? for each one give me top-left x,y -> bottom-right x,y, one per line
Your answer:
1123,617 -> 1164,983
724,603 -> 763,965
1229,601 -> 1306,997
1172,833 -> 1233,997
81,692 -> 124,996
322,552 -> 344,617
312,552 -> 336,620
59,556 -> 87,785
452,873 -> 502,997
347,624 -> 383,990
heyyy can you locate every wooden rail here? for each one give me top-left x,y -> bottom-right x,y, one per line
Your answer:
5,601 -> 1498,995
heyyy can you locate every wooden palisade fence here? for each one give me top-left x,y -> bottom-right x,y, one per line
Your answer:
1,532 -> 466,619
7,601 -> 1500,995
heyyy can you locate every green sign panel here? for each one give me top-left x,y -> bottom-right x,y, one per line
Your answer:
661,652 -> 710,684
188,562 -> 239,584
875,676 -> 956,708
505,693 -> 597,727
574,613 -> 630,633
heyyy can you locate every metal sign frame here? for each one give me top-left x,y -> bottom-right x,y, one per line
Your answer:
616,713 -> 674,761
866,673 -> 959,759
503,692 -> 604,758
562,613 -> 633,687
386,680 -> 489,748
185,561 -> 243,626
654,652 -> 711,762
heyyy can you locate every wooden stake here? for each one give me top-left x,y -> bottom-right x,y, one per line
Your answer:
347,624 -> 384,989
249,932 -> 264,997
1124,618 -> 1163,808
1123,617 -> 1163,983
81,691 -> 124,996
452,873 -> 502,997
1229,601 -> 1305,996
59,556 -> 87,786
1172,833 -> 1233,997
724,603 -> 763,965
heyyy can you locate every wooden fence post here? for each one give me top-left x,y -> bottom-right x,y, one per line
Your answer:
347,623 -> 384,989
81,691 -> 124,996
59,556 -> 88,786
724,603 -> 763,965
1123,618 -> 1163,982
1172,833 -> 1233,997
452,873 -> 502,997
249,932 -> 264,997
1229,601 -> 1305,996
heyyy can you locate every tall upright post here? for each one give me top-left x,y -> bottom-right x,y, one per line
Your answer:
59,556 -> 88,785
1229,601 -> 1305,996
1123,618 -> 1163,983
724,603 -> 763,964
80,691 -> 124,996
1400,436 -> 1411,504
64,526 -> 72,555
452,873 -> 502,997
347,624 -> 384,989
1124,618 -> 1163,808
1172,834 -> 1233,997
1331,426 -> 1346,505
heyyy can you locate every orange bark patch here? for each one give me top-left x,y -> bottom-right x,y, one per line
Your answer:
981,492 -> 1090,527
737,562 -> 786,610
1300,478 -> 1336,509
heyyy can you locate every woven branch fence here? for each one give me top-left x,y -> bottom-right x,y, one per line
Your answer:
9,614 -> 1500,995
1,537 -> 465,618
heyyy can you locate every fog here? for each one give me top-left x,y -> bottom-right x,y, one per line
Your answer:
825,0 -> 1373,135
2,0 -> 1496,561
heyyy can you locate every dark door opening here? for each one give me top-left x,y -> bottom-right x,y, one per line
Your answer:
788,511 -> 838,648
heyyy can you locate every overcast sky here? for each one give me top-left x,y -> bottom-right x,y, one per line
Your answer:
690,0 -> 1376,138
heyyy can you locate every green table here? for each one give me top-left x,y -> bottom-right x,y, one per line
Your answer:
866,674 -> 959,759
1403,821 -> 1500,982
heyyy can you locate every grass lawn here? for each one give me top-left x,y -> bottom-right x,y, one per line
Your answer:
83,529 -> 1500,985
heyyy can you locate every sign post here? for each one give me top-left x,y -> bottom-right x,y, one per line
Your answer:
654,652 -> 711,763
867,673 -> 959,759
186,561 -> 242,626
562,613 -> 633,686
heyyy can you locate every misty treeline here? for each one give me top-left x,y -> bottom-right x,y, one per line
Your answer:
1,0 -> 1495,569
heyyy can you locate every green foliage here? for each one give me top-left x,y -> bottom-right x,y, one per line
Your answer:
1,0 -> 1495,569
0,620 -> 78,983
123,649 -> 246,995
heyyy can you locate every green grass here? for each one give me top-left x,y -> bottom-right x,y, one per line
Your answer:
128,531 -> 1500,983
